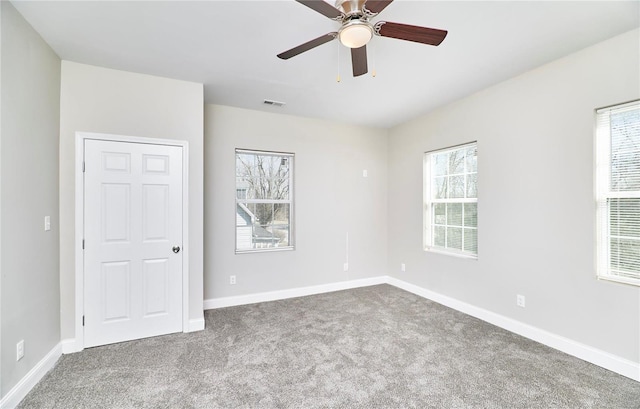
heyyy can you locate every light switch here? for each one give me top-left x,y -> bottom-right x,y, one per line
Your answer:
44,216 -> 51,231
362,170 -> 368,177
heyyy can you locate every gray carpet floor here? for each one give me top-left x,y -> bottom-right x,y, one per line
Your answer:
17,284 -> 640,408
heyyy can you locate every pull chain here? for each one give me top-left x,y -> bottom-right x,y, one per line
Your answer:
336,40 -> 341,83
370,40 -> 377,78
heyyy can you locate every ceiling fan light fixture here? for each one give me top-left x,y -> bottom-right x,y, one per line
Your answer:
338,21 -> 373,48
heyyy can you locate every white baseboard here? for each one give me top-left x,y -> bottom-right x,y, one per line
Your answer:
0,342 -> 62,409
203,276 -> 388,310
61,338 -> 82,354
187,317 -> 205,332
387,277 -> 640,382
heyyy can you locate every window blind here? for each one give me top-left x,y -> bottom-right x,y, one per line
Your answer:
596,100 -> 640,285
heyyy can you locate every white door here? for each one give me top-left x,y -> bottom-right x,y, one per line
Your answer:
84,139 -> 183,347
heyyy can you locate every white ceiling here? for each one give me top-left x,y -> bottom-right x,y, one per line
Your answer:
11,0 -> 640,128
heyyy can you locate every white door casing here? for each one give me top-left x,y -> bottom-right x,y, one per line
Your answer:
83,138 -> 184,347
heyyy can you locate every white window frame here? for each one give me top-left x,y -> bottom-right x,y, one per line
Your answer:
595,100 -> 640,286
423,142 -> 478,259
235,148 -> 295,254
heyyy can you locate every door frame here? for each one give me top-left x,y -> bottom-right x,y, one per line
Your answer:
74,131 -> 190,351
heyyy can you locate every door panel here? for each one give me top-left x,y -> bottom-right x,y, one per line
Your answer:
102,261 -> 131,322
102,184 -> 131,243
142,258 -> 169,316
84,139 -> 183,348
142,184 -> 169,241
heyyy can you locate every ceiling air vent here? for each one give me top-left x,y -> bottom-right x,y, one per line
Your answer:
263,99 -> 286,107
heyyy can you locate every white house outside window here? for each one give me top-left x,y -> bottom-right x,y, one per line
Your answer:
596,100 -> 640,286
424,142 -> 478,258
235,149 -> 294,253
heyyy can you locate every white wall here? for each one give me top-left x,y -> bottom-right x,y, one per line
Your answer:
1,0 -> 61,397
59,62 -> 204,341
204,105 -> 388,299
388,29 -> 640,363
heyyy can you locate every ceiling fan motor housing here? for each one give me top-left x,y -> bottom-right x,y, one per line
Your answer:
335,0 -> 368,17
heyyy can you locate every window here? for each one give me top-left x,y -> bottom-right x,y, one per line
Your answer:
235,149 -> 294,252
424,142 -> 478,258
596,100 -> 640,286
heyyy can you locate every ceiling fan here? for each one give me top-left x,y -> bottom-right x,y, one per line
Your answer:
277,0 -> 448,77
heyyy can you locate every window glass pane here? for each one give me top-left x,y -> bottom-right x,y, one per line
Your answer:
466,173 -> 477,198
449,175 -> 465,198
236,186 -> 247,200
464,203 -> 477,228
609,198 -> 640,238
464,228 -> 477,253
236,203 -> 254,250
465,146 -> 477,173
447,227 -> 462,250
434,152 -> 449,176
449,150 -> 464,174
434,177 -> 447,199
434,203 -> 446,225
254,203 -> 274,227
434,225 -> 446,247
272,204 -> 290,246
252,203 -> 276,249
447,203 -> 463,227
611,108 -> 640,152
611,150 -> 640,191
610,237 -> 640,278
244,202 -> 258,219
610,108 -> 640,192
236,153 -> 290,200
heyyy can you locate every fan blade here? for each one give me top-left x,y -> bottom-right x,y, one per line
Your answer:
296,0 -> 344,20
364,0 -> 394,14
277,33 -> 337,60
375,21 -> 447,46
351,45 -> 368,77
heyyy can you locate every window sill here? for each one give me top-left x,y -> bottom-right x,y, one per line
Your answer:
424,247 -> 477,260
235,246 -> 295,255
597,274 -> 640,287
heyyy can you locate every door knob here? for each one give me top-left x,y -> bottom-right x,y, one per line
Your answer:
172,246 -> 181,254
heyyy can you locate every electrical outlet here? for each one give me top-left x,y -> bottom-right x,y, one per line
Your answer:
16,340 -> 24,361
229,275 -> 236,285
362,169 -> 368,178
401,263 -> 406,272
343,262 -> 349,272
517,294 -> 526,308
